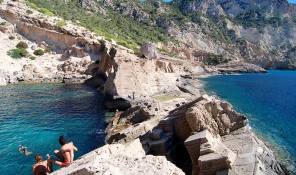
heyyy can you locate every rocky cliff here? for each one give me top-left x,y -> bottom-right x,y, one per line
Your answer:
80,0 -> 296,69
0,0 -> 112,84
105,94 -> 287,175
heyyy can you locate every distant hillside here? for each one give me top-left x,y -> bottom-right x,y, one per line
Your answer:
25,0 -> 296,69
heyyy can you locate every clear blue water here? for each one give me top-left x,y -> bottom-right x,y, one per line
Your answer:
0,83 -> 107,175
201,70 -> 296,173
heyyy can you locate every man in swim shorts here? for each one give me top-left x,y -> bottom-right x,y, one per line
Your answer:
47,135 -> 78,167
32,154 -> 52,175
19,145 -> 31,155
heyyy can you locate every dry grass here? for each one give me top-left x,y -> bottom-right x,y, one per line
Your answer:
152,95 -> 179,102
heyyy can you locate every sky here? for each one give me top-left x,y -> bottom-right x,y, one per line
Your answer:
162,0 -> 296,4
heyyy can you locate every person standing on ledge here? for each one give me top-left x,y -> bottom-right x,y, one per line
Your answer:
115,109 -> 120,118
32,154 -> 52,175
47,135 -> 78,167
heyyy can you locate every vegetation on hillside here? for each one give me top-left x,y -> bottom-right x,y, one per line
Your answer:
231,9 -> 283,30
33,49 -> 44,56
23,0 -> 294,67
16,41 -> 29,49
7,49 -> 28,59
26,0 -> 172,51
204,54 -> 231,66
24,0 -> 249,48
8,35 -> 15,40
26,9 -> 34,14
56,20 -> 67,26
7,41 -> 29,59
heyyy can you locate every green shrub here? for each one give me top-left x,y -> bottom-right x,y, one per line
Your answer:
117,40 -> 129,48
38,8 -> 54,16
16,41 -> 28,49
44,47 -> 51,53
204,54 -> 230,65
0,21 -> 6,25
8,35 -> 15,40
26,10 -> 34,14
225,58 -> 231,62
98,39 -> 106,44
29,56 -> 36,60
7,48 -> 28,59
33,49 -> 44,56
25,2 -> 38,9
134,50 -> 143,57
56,20 -> 67,26
117,40 -> 138,51
105,38 -> 112,42
0,0 -> 3,4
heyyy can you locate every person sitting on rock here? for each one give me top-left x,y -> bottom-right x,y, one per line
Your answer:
32,154 -> 52,175
47,135 -> 78,167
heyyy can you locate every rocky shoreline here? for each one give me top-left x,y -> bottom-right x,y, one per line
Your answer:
0,1 -> 290,174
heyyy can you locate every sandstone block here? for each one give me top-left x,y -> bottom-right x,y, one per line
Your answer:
185,130 -> 216,164
198,153 -> 231,175
150,136 -> 172,156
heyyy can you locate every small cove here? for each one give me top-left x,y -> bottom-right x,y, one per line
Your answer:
200,70 -> 296,173
0,83 -> 107,174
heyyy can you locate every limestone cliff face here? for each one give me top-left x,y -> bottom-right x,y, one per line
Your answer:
85,43 -> 204,110
0,0 -> 110,84
106,95 -> 286,175
85,0 -> 296,69
0,4 -> 102,55
175,0 -> 296,18
170,0 -> 296,69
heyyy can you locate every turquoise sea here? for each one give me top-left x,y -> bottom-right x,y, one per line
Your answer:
201,70 -> 296,173
0,83 -> 107,175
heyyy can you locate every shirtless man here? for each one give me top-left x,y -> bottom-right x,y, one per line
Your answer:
47,135 -> 78,167
19,145 -> 31,156
32,154 -> 52,175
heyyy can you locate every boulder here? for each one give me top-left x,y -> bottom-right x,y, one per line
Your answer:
103,97 -> 132,111
140,42 -> 158,59
177,78 -> 200,96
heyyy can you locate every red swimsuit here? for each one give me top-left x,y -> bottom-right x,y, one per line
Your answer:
61,162 -> 71,167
